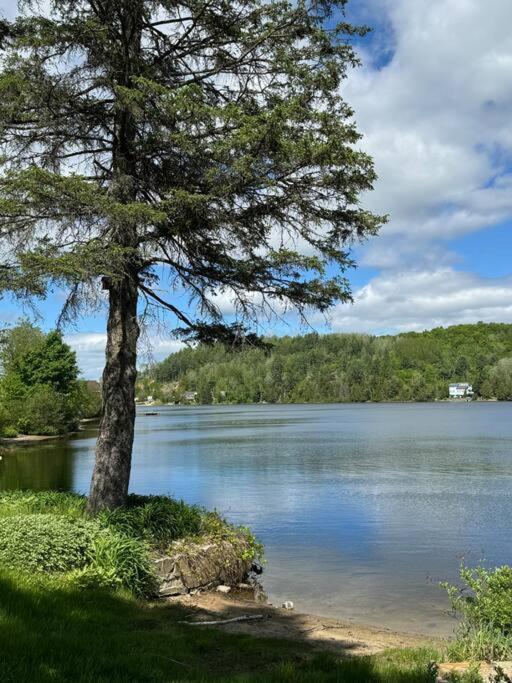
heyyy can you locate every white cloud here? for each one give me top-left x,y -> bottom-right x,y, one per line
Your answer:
327,268 -> 512,334
348,0 -> 512,263
65,332 -> 184,379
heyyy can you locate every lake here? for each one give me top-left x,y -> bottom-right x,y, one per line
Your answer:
1,402 -> 511,635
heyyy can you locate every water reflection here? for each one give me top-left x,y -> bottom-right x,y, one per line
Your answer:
1,402 -> 512,635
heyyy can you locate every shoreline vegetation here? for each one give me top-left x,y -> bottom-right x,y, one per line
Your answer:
140,323 -> 512,406
0,490 -> 509,681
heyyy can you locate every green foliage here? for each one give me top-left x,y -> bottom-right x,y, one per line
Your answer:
447,623 -> 512,662
14,330 -> 78,394
0,0 -> 383,348
0,514 -> 98,573
200,511 -> 264,562
15,384 -> 77,435
77,380 -> 102,418
0,426 -> 18,438
145,323 -> 512,404
0,324 -> 87,436
98,494 -> 203,548
88,530 -> 157,598
0,491 -> 260,598
444,565 -> 512,632
443,565 -> 512,660
0,404 -> 15,437
0,490 -> 87,517
481,358 -> 512,400
0,321 -> 44,374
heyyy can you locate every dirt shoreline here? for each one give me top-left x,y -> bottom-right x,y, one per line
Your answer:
0,433 -> 70,445
170,590 -> 441,656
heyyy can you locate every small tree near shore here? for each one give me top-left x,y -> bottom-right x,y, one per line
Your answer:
0,0 -> 385,511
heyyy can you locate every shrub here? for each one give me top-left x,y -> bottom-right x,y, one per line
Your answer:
16,385 -> 77,435
77,380 -> 102,419
0,491 -> 257,600
98,494 -> 203,548
443,565 -> 512,660
0,404 -> 17,438
447,623 -> 512,662
444,565 -> 512,632
0,514 -> 99,573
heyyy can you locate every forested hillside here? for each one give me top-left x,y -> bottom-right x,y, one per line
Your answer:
140,323 -> 512,404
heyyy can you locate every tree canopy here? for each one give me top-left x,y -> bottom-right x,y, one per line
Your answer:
0,323 -> 86,436
0,0 -> 384,509
141,323 -> 512,404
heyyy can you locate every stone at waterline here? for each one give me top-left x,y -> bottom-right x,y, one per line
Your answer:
154,535 -> 255,597
216,585 -> 231,594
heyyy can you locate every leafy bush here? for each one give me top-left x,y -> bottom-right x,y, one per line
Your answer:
0,325 -> 89,436
15,384 -> 77,435
77,380 -> 102,419
0,514 -> 99,573
98,494 -> 203,548
443,565 -> 512,660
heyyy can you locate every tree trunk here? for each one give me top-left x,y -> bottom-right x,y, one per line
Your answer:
88,275 -> 139,513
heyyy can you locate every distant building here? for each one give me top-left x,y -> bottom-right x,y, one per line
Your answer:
449,383 -> 473,398
182,391 -> 197,402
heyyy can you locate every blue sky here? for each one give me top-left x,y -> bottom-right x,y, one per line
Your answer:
2,0 -> 512,377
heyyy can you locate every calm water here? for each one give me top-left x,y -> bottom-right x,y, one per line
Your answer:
2,402 -> 511,635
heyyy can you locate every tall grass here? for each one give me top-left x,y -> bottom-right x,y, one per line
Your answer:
0,490 -> 87,518
89,529 -> 158,598
98,494 -> 203,547
443,565 -> 512,661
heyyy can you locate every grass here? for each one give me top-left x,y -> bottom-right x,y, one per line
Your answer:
0,491 -> 258,598
0,569 -> 452,683
0,492 -> 485,681
0,490 -> 87,518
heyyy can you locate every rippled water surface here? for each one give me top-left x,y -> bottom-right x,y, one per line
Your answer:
2,402 -> 512,635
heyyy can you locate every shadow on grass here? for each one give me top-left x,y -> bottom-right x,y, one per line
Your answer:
0,573 -> 438,682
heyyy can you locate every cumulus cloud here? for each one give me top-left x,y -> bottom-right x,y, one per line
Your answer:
4,0 -> 512,339
347,0 -> 512,257
327,268 -> 512,334
65,332 -> 184,379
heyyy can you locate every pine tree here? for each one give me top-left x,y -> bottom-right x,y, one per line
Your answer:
0,0 -> 384,510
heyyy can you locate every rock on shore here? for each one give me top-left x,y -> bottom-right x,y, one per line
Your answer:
154,535 -> 256,597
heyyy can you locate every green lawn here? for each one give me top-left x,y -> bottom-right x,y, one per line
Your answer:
0,570 -> 454,683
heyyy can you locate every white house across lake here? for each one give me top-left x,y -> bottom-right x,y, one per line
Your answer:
449,382 -> 473,398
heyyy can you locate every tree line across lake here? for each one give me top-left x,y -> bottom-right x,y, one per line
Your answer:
141,323 -> 512,404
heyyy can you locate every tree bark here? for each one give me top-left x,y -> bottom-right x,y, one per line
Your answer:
88,275 -> 139,513
87,0 -> 144,513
